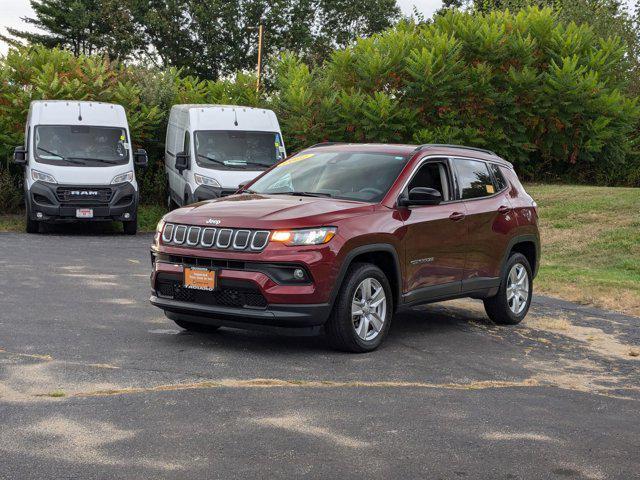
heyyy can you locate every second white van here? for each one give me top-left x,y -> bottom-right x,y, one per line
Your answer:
165,104 -> 286,207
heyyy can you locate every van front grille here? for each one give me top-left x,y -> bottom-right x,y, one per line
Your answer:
56,187 -> 113,203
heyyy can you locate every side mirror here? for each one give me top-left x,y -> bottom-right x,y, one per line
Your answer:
13,146 -> 27,166
175,152 -> 189,173
134,148 -> 148,168
399,187 -> 442,207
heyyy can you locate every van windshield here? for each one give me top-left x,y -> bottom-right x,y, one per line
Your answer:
248,150 -> 409,203
194,131 -> 285,170
34,125 -> 129,167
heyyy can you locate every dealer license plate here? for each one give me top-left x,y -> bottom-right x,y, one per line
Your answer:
184,267 -> 216,291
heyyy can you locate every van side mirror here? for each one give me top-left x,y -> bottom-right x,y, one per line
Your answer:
175,152 -> 189,173
134,148 -> 148,168
399,187 -> 442,207
13,146 -> 27,166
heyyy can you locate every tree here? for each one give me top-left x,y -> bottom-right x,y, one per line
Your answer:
5,0 -> 400,79
2,0 -> 142,59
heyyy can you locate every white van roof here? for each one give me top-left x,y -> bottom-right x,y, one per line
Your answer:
170,104 -> 280,132
29,100 -> 128,128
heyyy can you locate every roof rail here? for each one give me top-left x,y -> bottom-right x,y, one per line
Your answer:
308,142 -> 346,148
415,144 -> 497,156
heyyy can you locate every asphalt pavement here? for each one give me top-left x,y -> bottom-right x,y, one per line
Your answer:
1,229 -> 639,479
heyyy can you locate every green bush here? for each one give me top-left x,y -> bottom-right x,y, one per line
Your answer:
275,7 -> 640,185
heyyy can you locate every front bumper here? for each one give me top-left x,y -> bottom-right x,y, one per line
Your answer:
27,181 -> 138,222
149,254 -> 333,331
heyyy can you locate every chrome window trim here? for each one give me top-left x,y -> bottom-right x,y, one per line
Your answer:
173,224 -> 187,244
216,228 -> 233,248
250,231 -> 270,251
233,230 -> 251,250
200,227 -> 216,247
162,223 -> 174,243
186,226 -> 201,246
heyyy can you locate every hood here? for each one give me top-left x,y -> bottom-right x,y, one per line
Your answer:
165,194 -> 374,229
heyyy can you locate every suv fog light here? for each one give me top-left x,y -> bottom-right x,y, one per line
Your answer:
124,213 -> 131,219
293,268 -> 305,280
36,212 -> 43,219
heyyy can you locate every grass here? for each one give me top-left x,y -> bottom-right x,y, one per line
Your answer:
527,184 -> 640,316
1,185 -> 638,315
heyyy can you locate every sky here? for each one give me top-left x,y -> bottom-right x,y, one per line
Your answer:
0,0 -> 444,55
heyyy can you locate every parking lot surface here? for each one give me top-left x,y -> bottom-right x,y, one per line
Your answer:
1,230 -> 639,479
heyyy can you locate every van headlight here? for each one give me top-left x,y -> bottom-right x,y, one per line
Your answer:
31,170 -> 57,184
111,171 -> 134,184
271,227 -> 337,246
194,173 -> 221,188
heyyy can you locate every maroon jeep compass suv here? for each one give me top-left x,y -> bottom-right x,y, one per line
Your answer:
150,143 -> 539,352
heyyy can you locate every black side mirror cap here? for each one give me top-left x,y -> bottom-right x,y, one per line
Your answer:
134,148 -> 148,168
13,146 -> 27,166
399,187 -> 442,207
175,152 -> 189,173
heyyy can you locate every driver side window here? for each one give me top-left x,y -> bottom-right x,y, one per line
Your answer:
406,159 -> 451,202
183,131 -> 190,156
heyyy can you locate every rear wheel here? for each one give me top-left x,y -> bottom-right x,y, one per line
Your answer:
123,220 -> 137,235
173,319 -> 220,333
484,252 -> 532,325
325,263 -> 393,353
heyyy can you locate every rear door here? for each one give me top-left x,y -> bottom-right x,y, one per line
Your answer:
453,158 -> 518,287
400,158 -> 468,301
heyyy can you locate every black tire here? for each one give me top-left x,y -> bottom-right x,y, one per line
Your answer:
123,220 -> 137,235
484,252 -> 533,325
167,185 -> 179,210
25,209 -> 40,234
173,319 -> 220,333
325,263 -> 393,353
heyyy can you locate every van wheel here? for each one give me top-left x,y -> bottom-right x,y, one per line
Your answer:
484,252 -> 533,325
173,319 -> 220,333
123,220 -> 137,235
25,214 -> 40,234
325,263 -> 393,353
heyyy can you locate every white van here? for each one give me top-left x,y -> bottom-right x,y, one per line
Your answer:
165,104 -> 286,207
13,100 -> 148,234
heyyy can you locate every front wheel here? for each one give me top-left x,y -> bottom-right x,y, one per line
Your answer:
25,205 -> 40,234
484,252 -> 533,325
325,263 -> 393,353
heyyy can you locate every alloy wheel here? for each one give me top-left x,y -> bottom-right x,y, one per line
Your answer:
507,263 -> 529,315
352,277 -> 387,341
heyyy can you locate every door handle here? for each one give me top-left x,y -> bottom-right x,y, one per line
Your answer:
449,211 -> 466,221
498,205 -> 512,214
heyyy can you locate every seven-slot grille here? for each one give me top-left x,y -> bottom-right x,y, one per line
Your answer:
56,186 -> 113,203
162,223 -> 270,252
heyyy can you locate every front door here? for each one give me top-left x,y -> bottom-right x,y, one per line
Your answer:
400,159 -> 468,301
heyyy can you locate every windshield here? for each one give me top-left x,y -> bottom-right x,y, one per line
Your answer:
194,130 -> 285,170
34,125 -> 129,167
248,150 -> 409,203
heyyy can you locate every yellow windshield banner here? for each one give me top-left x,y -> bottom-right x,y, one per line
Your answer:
280,153 -> 314,166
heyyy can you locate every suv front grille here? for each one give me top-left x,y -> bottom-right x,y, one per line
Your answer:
56,187 -> 113,203
162,223 -> 270,252
156,277 -> 267,309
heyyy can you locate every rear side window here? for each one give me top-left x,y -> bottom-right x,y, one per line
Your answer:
489,163 -> 508,191
455,159 -> 495,199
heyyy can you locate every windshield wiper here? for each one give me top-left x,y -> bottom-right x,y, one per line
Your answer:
271,191 -> 333,198
246,161 -> 274,168
37,147 -> 85,164
68,156 -> 119,165
197,154 -> 227,167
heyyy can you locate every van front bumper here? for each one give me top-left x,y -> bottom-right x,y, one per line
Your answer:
27,181 -> 138,222
193,185 -> 239,202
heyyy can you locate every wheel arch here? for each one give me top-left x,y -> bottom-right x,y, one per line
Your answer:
330,243 -> 402,312
502,235 -> 540,279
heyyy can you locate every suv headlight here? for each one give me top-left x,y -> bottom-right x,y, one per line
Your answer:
194,173 -> 221,187
31,169 -> 57,184
271,227 -> 337,246
111,171 -> 134,184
